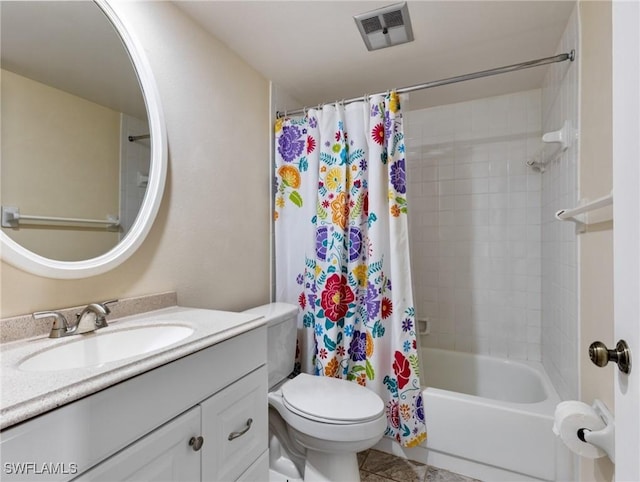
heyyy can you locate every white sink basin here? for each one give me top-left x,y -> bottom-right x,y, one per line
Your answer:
19,324 -> 194,371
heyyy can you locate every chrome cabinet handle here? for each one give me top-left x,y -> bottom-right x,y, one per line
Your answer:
228,418 -> 253,441
189,436 -> 204,451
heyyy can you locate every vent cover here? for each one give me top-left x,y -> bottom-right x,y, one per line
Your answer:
360,15 -> 383,34
354,2 -> 414,51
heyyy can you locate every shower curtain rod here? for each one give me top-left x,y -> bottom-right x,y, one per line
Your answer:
276,50 -> 575,118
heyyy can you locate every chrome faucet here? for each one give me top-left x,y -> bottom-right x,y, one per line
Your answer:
75,300 -> 117,333
34,300 -> 118,338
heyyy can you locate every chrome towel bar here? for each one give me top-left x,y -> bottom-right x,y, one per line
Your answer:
1,206 -> 119,229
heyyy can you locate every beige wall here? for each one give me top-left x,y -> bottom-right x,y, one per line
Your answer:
579,1 -> 614,480
0,2 -> 271,317
1,69 -> 120,260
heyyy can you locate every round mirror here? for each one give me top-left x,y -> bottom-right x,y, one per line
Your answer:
0,0 -> 167,279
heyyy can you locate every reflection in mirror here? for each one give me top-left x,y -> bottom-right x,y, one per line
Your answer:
1,1 -> 149,261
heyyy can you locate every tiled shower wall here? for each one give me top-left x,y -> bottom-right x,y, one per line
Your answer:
540,6 -> 580,401
404,90 -> 544,361
403,7 -> 579,401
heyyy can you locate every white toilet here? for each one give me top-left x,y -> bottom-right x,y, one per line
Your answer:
244,302 -> 387,482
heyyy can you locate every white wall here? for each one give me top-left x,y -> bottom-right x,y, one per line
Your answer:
1,2 -> 271,318
540,5 -> 580,402
578,1 -> 614,480
404,90 -> 543,360
1,69 -> 121,261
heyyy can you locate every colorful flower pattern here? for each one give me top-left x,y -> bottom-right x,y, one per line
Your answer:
274,93 -> 426,448
321,274 -> 355,322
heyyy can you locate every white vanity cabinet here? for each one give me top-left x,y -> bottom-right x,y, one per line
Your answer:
77,367 -> 268,482
0,325 -> 268,482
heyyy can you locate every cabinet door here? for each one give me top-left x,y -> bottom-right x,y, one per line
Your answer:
201,366 -> 268,482
236,450 -> 269,482
75,406 -> 201,482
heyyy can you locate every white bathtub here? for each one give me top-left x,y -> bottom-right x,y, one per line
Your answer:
375,348 -> 573,481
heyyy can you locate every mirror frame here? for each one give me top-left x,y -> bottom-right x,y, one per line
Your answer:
0,0 -> 167,279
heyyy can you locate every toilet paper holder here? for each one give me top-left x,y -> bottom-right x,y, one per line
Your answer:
578,399 -> 615,463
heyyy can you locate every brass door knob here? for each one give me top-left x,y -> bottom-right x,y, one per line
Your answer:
589,340 -> 631,374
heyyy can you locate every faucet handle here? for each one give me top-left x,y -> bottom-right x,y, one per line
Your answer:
99,299 -> 118,315
90,299 -> 118,329
33,311 -> 69,338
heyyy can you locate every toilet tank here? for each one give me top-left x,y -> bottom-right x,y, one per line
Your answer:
243,302 -> 298,390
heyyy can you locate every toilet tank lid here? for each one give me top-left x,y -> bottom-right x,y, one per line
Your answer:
243,302 -> 299,326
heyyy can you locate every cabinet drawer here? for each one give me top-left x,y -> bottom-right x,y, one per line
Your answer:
201,366 -> 267,482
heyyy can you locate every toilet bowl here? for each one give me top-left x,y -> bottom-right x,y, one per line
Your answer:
244,303 -> 387,482
270,373 -> 387,481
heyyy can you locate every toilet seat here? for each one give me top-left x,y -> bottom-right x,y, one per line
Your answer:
268,382 -> 387,445
281,373 -> 384,424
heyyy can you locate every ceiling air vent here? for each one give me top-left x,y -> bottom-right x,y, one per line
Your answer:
354,2 -> 414,51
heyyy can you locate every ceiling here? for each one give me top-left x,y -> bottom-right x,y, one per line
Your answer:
175,1 -> 576,111
1,1 -> 576,116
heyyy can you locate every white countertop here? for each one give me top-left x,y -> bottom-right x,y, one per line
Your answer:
0,306 -> 265,430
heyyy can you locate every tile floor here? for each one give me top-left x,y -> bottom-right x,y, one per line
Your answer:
358,449 -> 482,482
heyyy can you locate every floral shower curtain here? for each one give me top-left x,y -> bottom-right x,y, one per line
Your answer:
274,93 -> 426,448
